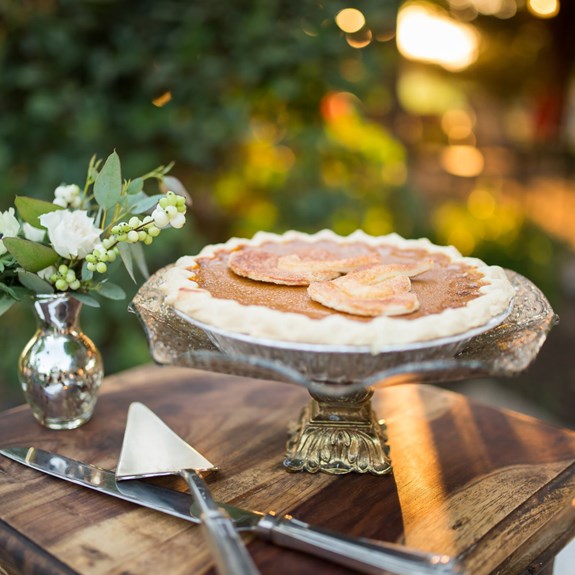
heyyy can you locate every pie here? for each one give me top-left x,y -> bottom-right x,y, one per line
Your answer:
162,230 -> 515,351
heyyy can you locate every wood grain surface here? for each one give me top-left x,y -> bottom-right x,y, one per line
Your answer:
0,364 -> 574,575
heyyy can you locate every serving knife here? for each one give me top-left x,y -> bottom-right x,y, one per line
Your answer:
0,446 -> 462,575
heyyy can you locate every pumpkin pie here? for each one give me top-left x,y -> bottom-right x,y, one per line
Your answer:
162,230 -> 515,351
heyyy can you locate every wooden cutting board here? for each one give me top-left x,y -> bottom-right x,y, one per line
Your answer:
0,364 -> 574,575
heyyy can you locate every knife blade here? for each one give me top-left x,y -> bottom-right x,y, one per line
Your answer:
0,446 -> 258,529
0,447 -> 461,575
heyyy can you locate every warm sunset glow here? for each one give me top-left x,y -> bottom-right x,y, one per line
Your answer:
397,2 -> 479,71
527,0 -> 560,18
335,8 -> 366,33
152,91 -> 172,107
440,145 -> 484,177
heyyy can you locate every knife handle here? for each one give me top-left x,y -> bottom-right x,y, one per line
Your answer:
255,513 -> 462,575
180,469 -> 260,575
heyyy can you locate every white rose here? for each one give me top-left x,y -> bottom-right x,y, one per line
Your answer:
39,210 -> 102,259
0,207 -> 20,256
22,222 -> 46,242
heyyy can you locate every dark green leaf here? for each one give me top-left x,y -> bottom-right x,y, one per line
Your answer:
0,282 -> 19,299
94,151 -> 122,210
4,237 -> 59,272
0,294 -> 16,317
71,292 -> 100,308
15,196 -> 63,228
10,286 -> 33,300
97,282 -> 126,300
17,270 -> 54,294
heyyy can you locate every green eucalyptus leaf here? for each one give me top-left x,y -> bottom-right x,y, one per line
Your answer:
130,242 -> 149,279
126,177 -> 144,195
160,175 -> 189,199
124,191 -> 146,209
17,270 -> 54,294
0,294 -> 16,316
71,292 -> 100,308
15,196 -> 63,228
81,261 -> 94,282
4,238 -> 59,272
94,151 -> 122,210
117,242 -> 136,283
97,282 -> 126,300
130,193 -> 163,214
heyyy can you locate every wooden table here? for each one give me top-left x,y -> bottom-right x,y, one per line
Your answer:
1,364 -> 574,575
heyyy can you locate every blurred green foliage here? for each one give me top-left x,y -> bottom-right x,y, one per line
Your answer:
0,0 -> 568,411
0,0 -> 406,408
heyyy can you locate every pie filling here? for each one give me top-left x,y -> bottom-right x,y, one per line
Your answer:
193,240 -> 485,322
162,230 -> 515,349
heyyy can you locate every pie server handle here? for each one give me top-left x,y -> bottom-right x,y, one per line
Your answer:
255,513 -> 463,575
181,469 -> 260,575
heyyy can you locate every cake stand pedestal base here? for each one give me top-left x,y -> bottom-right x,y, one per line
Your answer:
284,388 -> 392,475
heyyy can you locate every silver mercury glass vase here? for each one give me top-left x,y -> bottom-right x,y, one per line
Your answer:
18,294 -> 104,430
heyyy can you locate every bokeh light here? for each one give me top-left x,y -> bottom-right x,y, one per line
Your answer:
440,145 -> 485,177
335,8 -> 366,33
346,29 -> 373,49
448,0 -> 517,19
527,0 -> 560,19
441,108 -> 476,142
398,69 -> 467,115
397,2 -> 479,71
152,91 -> 172,107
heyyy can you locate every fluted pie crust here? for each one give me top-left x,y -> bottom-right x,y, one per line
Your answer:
162,230 -> 515,351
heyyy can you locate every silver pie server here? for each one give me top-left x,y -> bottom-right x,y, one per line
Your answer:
115,402 -> 259,575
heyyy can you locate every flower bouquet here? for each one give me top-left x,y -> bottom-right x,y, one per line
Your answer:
0,151 -> 188,312
1,151 -> 189,429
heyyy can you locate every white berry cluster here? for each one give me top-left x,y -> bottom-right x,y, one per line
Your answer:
85,237 -> 119,274
49,264 -> 81,291
53,184 -> 82,209
84,192 -> 187,276
151,192 -> 186,229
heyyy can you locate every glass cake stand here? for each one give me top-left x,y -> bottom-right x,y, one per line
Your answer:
130,267 -> 557,476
